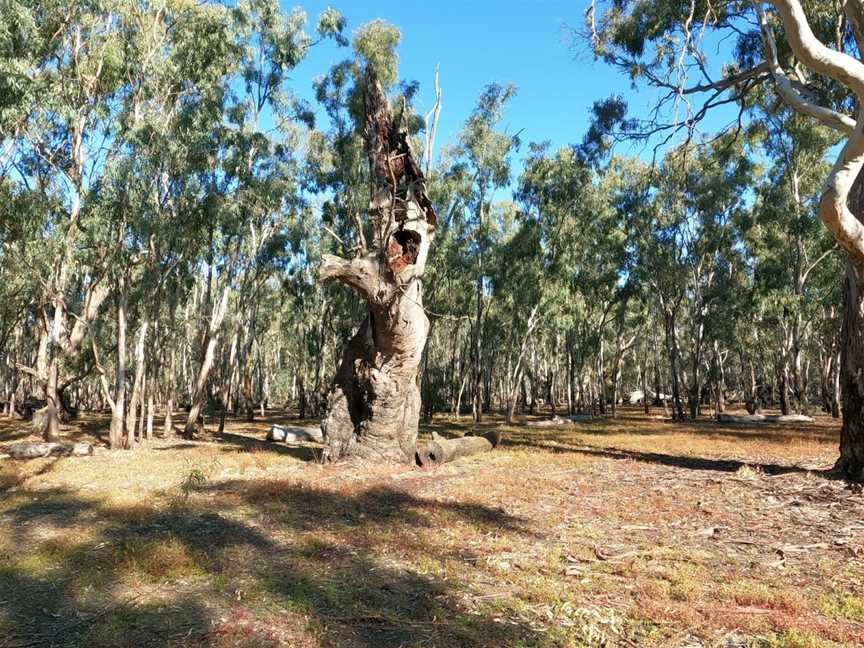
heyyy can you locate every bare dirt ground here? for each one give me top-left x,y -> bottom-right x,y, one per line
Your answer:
0,408 -> 862,647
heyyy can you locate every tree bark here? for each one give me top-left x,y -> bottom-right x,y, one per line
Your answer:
109,277 -> 128,450
416,431 -> 497,468
837,174 -> 864,478
184,285 -> 230,438
320,67 -> 438,465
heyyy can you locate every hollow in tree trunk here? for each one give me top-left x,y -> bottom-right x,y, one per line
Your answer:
320,67 -> 438,464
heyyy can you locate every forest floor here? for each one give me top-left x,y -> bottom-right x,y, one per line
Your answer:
0,408 -> 862,648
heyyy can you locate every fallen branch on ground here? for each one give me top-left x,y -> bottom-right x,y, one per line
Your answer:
717,413 -> 814,424
416,430 -> 500,468
527,414 -> 593,427
4,442 -> 93,460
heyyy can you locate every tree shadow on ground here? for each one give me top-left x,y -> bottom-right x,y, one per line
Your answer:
62,414 -> 111,445
421,412 -> 839,446
501,436 -> 835,478
0,480 -> 543,647
214,431 -> 321,462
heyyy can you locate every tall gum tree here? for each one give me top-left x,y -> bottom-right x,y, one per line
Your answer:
587,0 -> 864,479
319,67 -> 437,463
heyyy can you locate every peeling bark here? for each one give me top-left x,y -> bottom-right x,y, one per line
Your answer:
319,67 -> 438,464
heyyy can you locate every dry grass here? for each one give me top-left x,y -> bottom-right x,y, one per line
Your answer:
0,407 -> 862,647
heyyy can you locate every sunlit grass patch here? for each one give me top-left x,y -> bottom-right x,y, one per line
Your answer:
0,409 -> 853,647
662,563 -> 710,602
720,579 -> 807,614
759,629 -> 840,648
819,591 -> 864,622
0,462 -> 25,491
112,535 -> 203,583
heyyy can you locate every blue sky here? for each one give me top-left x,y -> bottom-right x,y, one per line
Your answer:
287,1 -> 741,177
289,2 -> 625,160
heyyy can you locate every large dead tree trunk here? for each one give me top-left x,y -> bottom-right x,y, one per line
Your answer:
320,67 -> 437,464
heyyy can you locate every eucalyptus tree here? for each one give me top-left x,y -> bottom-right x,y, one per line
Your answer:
744,112 -> 838,413
310,15 -> 441,462
515,144 -> 608,414
588,0 -> 864,476
0,0 -> 189,440
449,84 -> 519,422
175,0 -> 345,438
417,151 -> 477,419
678,138 -> 754,417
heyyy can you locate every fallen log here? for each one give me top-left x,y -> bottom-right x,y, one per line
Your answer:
5,442 -> 94,459
770,414 -> 815,423
717,413 -> 814,424
416,431 -> 498,468
527,414 -> 593,427
266,424 -> 323,443
527,415 -> 568,427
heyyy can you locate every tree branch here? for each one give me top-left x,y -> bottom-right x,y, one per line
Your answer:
65,279 -> 110,355
844,0 -> 864,54
767,0 -> 864,97
819,114 -> 864,263
15,363 -> 40,379
320,253 -> 391,305
756,2 -> 856,134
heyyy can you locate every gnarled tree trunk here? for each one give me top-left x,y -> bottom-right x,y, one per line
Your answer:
320,67 -> 437,464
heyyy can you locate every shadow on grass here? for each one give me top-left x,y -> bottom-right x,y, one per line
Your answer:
501,436 -> 834,478
421,410 -> 839,447
214,431 -> 321,462
0,480 -> 542,647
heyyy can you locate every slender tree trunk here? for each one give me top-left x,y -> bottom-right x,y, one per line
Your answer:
778,363 -> 790,416
146,377 -> 154,441
184,285 -> 230,438
473,194 -> 485,424
109,279 -> 128,450
126,320 -> 149,446
833,347 -> 842,419
641,355 -> 649,415
663,308 -> 684,420
163,350 -> 175,436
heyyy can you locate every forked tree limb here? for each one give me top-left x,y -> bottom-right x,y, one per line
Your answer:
761,0 -> 864,264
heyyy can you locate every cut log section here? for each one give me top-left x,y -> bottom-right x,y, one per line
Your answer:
416,431 -> 499,468
5,442 -> 94,459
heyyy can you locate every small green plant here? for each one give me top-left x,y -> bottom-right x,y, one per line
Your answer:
177,456 -> 221,501
180,465 -> 208,501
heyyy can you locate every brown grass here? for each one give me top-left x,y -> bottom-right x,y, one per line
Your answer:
0,407 -> 861,647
